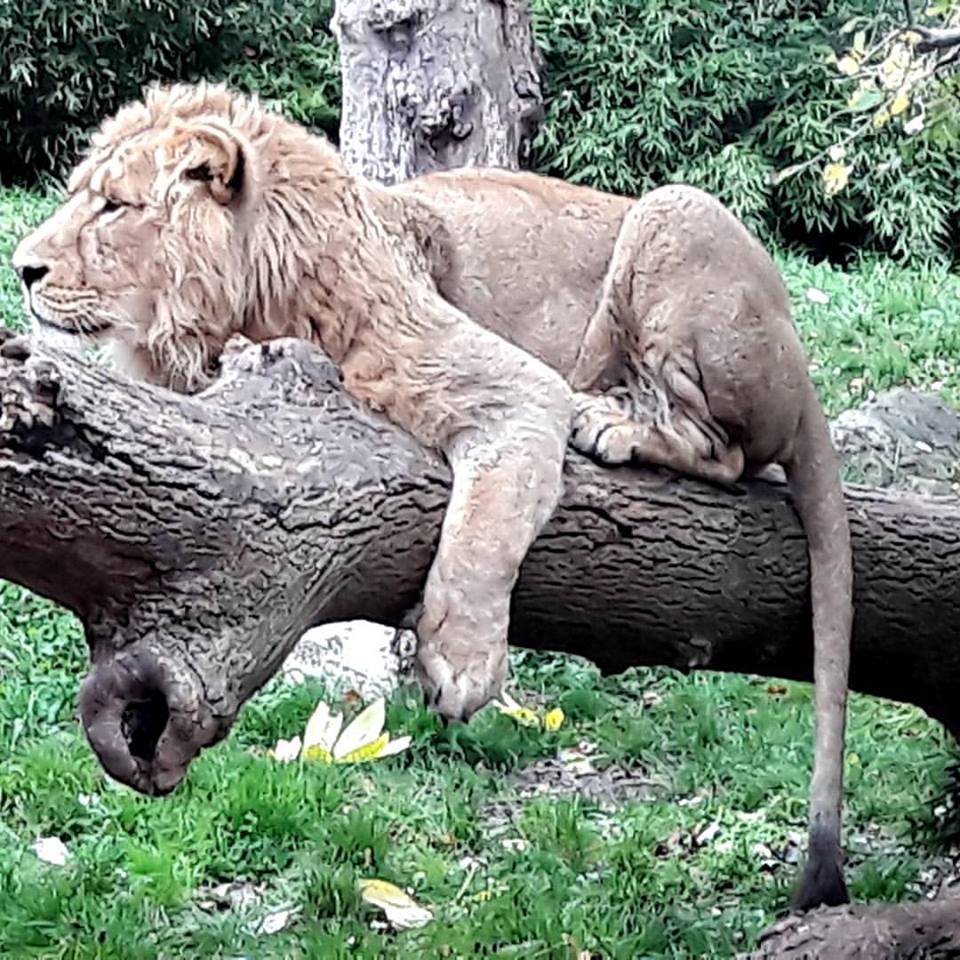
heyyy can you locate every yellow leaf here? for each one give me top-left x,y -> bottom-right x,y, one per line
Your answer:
836,55 -> 860,76
302,743 -> 334,763
873,107 -> 891,129
377,735 -> 412,758
496,691 -> 541,727
274,696 -> 410,767
822,162 -> 851,197
303,700 -> 343,757
852,30 -> 867,56
359,879 -> 433,929
879,46 -> 910,89
543,708 -> 566,732
890,91 -> 910,116
337,732 -> 390,764
332,698 -> 386,760
499,705 -> 540,727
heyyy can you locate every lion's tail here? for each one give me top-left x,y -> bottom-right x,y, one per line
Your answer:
785,384 -> 853,912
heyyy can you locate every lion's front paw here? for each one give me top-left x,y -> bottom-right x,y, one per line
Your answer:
414,644 -> 506,724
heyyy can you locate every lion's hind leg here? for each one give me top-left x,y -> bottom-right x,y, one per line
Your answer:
415,406 -> 569,722
571,385 -> 744,483
568,198 -> 745,484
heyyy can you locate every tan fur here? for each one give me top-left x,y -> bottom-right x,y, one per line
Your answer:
12,82 -> 851,910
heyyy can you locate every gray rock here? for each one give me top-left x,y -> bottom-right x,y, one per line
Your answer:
280,620 -> 416,700
830,388 -> 960,497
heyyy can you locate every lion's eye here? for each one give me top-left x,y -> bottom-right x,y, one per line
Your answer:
100,199 -> 123,215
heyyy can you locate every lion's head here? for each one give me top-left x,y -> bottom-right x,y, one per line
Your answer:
12,83 -> 345,392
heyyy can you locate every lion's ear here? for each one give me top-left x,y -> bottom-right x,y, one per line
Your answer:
182,123 -> 247,205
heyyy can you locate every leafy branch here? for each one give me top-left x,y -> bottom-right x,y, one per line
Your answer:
776,0 -> 960,197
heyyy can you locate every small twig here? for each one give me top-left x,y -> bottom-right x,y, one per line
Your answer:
902,0 -> 913,27
452,860 -> 480,905
770,113 -> 876,186
935,46 -> 960,73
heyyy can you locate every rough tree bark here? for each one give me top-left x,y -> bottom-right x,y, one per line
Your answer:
331,0 -> 543,183
751,899 -> 960,959
5,335 -> 960,951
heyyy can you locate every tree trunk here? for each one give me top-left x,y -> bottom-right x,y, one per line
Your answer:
2,334 -> 960,796
331,0 -> 543,183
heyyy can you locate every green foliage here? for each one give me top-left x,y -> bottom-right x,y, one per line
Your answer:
0,189 -> 57,332
779,250 -> 960,416
530,0 -> 960,262
0,0 -> 338,184
222,20 -> 339,137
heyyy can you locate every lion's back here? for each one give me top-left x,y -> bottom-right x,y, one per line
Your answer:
393,169 -> 632,377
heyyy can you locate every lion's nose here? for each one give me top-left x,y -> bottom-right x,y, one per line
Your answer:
16,263 -> 49,290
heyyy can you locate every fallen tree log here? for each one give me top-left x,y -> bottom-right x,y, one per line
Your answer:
2,332 -> 960,799
750,897 -> 960,959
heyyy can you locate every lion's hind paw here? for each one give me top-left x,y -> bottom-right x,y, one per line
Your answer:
570,392 -> 639,465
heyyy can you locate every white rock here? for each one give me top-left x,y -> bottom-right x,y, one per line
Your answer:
32,836 -> 70,866
256,907 -> 296,935
281,620 -> 416,699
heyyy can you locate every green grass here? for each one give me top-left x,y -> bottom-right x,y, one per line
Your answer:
780,251 -> 960,418
1,187 -> 959,958
0,188 -> 56,333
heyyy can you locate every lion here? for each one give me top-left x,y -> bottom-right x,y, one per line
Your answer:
11,82 -> 851,911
